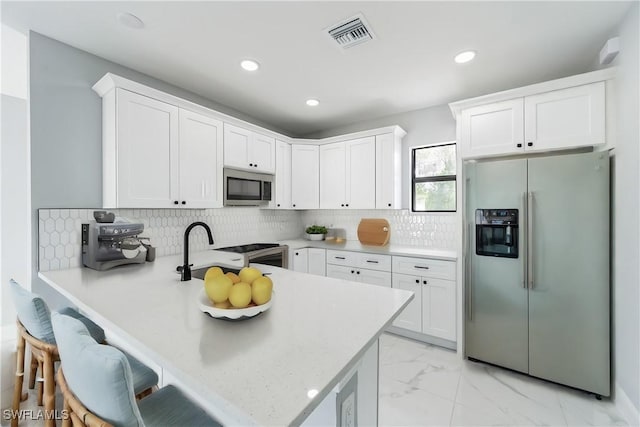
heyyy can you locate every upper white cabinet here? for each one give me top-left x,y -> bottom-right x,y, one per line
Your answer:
375,133 -> 402,209
291,145 -> 319,209
224,123 -> 275,173
524,82 -> 605,151
274,140 -> 292,209
451,70 -> 613,159
320,137 -> 375,209
102,89 -> 222,208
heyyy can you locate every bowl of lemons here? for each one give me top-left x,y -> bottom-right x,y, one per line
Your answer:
197,266 -> 273,321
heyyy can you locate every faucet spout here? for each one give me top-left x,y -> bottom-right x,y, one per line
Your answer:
177,222 -> 214,281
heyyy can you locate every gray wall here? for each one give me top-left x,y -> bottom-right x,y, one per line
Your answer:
304,104 -> 457,209
609,2 -> 640,413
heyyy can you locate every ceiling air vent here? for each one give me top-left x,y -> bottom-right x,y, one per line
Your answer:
326,14 -> 374,49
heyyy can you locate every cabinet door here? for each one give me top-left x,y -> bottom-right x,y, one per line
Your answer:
460,98 -> 524,158
326,264 -> 356,282
307,248 -> 326,276
422,278 -> 456,340
358,269 -> 391,288
291,248 -> 308,273
375,133 -> 400,209
250,132 -> 275,173
223,123 -> 250,170
178,110 -> 223,208
319,143 -> 346,209
274,140 -> 291,209
391,274 -> 422,332
116,89 -> 179,208
346,137 -> 376,209
524,82 -> 605,152
291,145 -> 319,209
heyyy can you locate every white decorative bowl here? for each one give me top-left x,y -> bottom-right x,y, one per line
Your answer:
306,233 -> 325,241
197,289 -> 273,321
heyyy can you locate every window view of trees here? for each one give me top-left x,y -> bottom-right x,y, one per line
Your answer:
412,144 -> 456,212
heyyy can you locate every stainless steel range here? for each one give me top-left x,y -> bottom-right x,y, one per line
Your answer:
217,243 -> 288,269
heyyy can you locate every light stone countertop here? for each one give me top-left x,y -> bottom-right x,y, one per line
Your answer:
278,239 -> 458,261
38,250 -> 413,426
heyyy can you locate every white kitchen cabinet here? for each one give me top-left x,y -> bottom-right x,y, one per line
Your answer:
391,256 -> 456,340
291,248 -> 309,273
307,248 -> 326,276
291,145 -> 319,209
319,137 -> 375,209
178,109 -> 224,208
326,250 -> 392,288
456,79 -> 608,159
274,140 -> 291,209
460,98 -> 525,159
375,133 -> 402,209
223,123 -> 275,173
103,89 -> 222,208
524,82 -> 605,151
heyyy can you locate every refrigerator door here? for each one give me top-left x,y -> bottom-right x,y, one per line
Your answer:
527,152 -> 610,396
465,159 -> 529,373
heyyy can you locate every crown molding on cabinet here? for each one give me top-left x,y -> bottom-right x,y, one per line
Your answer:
93,73 -> 406,145
448,67 -> 617,117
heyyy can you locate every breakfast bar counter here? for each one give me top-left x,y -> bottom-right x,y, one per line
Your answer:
38,250 -> 413,426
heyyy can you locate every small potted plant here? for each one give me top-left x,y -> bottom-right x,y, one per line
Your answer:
305,225 -> 328,241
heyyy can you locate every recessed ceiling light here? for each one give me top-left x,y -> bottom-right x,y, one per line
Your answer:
454,50 -> 476,64
306,99 -> 320,107
240,60 -> 260,71
117,12 -> 144,30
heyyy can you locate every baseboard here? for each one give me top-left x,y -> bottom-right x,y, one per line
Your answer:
385,326 -> 457,351
615,382 -> 640,426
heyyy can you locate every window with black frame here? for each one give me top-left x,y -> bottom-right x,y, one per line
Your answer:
412,143 -> 456,212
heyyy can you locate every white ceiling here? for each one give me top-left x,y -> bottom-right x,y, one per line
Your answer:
2,1 -> 632,136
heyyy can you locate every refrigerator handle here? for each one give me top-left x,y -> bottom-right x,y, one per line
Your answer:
522,192 -> 528,288
528,192 -> 534,289
466,223 -> 473,321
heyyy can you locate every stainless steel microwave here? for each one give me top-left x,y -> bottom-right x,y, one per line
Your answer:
223,168 -> 273,206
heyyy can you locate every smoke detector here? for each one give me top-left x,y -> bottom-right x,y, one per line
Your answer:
325,13 -> 374,49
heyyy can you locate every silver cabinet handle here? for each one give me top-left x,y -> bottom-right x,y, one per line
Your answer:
414,265 -> 430,270
522,192 -> 528,289
467,223 -> 473,321
528,192 -> 534,289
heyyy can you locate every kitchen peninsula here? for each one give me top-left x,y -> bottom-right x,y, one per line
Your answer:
38,249 -> 413,426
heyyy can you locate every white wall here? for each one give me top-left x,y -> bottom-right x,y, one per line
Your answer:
608,2 -> 640,421
0,23 -> 30,412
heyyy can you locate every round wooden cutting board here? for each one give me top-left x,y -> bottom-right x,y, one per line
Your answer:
357,218 -> 390,246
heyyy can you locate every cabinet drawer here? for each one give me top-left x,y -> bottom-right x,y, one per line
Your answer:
392,256 -> 456,280
357,253 -> 391,272
326,250 -> 359,266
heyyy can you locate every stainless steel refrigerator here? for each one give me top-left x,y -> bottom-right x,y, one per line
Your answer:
465,151 -> 610,397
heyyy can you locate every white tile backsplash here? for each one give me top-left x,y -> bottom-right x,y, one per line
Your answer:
38,208 -> 457,272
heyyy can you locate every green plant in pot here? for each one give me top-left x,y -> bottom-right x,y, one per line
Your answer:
305,225 -> 327,241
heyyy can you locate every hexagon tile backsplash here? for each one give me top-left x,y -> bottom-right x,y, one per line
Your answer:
38,208 -> 457,272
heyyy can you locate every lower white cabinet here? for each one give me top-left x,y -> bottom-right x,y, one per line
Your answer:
326,264 -> 391,287
326,250 -> 392,288
392,273 -> 456,341
290,248 -> 325,276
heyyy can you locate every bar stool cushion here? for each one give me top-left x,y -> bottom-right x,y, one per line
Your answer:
52,313 -> 144,427
123,350 -> 159,396
137,384 -> 221,427
10,279 -> 105,344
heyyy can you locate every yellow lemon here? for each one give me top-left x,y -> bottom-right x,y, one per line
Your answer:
252,276 -> 273,305
204,266 -> 224,281
213,300 -> 231,309
225,272 -> 241,284
239,267 -> 262,284
204,274 -> 233,303
228,282 -> 252,308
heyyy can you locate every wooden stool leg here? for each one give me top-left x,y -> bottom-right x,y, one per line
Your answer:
11,333 -> 26,427
61,397 -> 71,427
29,353 -> 38,389
37,359 -> 44,406
43,351 -> 56,427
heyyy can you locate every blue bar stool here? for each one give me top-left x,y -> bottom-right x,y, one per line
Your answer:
9,280 -> 158,427
52,313 -> 221,427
